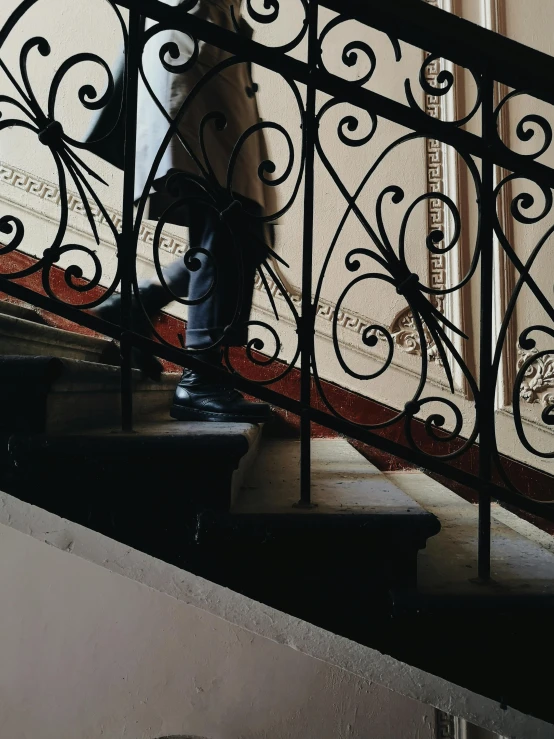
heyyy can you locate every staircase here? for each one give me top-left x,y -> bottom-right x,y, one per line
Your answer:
4,304 -> 554,729
3,0 -> 554,730
0,298 -> 439,609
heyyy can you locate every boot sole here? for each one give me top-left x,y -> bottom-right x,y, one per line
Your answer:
170,404 -> 270,424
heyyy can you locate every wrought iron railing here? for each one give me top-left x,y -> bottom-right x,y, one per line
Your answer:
1,0 -> 554,580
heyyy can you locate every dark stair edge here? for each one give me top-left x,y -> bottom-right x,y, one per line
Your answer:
390,588 -> 554,612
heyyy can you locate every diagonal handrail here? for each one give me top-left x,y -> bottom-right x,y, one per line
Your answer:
322,0 -> 554,107
114,0 -> 554,105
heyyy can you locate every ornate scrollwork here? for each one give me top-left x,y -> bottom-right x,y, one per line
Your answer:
493,167 -> 554,468
0,0 -> 126,307
494,89 -> 554,161
232,0 -> 309,54
311,92 -> 479,457
2,0 -> 554,522
132,19 -> 305,378
518,347 -> 554,407
404,51 -> 482,127
318,15 -> 401,86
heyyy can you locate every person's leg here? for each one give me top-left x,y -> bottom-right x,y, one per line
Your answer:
171,201 -> 271,423
92,194 -> 270,421
183,202 -> 238,350
90,243 -> 193,380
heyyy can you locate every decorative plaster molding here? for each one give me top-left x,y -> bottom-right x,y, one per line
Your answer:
0,160 -> 411,360
399,0 -> 526,412
390,307 -> 442,365
387,0 -> 447,365
476,0 -> 519,411
517,348 -> 554,408
0,162 -> 189,257
252,268 -> 448,386
436,710 -> 457,738
253,269 -> 387,349
277,0 -> 451,366
0,165 -> 61,206
424,39 -> 447,313
482,0 -> 550,419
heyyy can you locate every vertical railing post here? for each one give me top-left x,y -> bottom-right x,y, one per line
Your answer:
120,7 -> 142,432
478,70 -> 495,581
297,0 -> 319,508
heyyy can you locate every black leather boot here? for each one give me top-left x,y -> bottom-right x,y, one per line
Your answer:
170,350 -> 272,423
91,285 -> 165,381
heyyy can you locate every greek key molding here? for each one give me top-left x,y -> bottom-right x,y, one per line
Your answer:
253,269 -> 387,349
0,152 -> 454,370
388,0 -> 447,364
482,0 -> 518,411
0,162 -> 189,257
268,15 -> 450,365
423,8 -> 447,311
436,710 -> 457,739
0,160 -> 389,354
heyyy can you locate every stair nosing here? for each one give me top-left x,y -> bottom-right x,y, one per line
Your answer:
0,311 -> 115,351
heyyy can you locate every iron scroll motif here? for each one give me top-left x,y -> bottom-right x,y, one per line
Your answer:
312,109 -> 481,460
0,1 -> 131,307
1,0 -> 554,534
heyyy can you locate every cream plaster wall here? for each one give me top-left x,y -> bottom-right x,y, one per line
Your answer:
0,519 -> 437,739
2,0 -> 554,471
445,0 -> 554,467
1,489 -> 550,739
0,0 -> 448,402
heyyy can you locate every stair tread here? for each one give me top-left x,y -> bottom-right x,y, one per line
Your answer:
0,310 -> 119,364
47,358 -> 179,391
195,439 -> 438,622
0,354 -> 179,390
0,355 -> 180,432
222,439 -> 440,533
0,310 -> 114,350
8,420 -> 264,521
387,471 -> 554,603
30,419 -> 262,453
0,299 -> 48,325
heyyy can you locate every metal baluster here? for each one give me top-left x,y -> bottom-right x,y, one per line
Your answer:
120,8 -> 142,432
296,0 -> 319,508
478,71 -> 495,581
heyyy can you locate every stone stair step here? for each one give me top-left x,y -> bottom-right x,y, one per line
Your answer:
0,299 -> 49,325
4,419 -> 264,565
383,470 -> 554,612
194,439 -> 440,631
366,471 -> 554,723
0,355 -> 179,433
0,307 -> 119,365
200,437 -> 439,543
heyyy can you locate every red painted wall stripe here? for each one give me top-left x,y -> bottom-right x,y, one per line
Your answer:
2,250 -> 553,533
